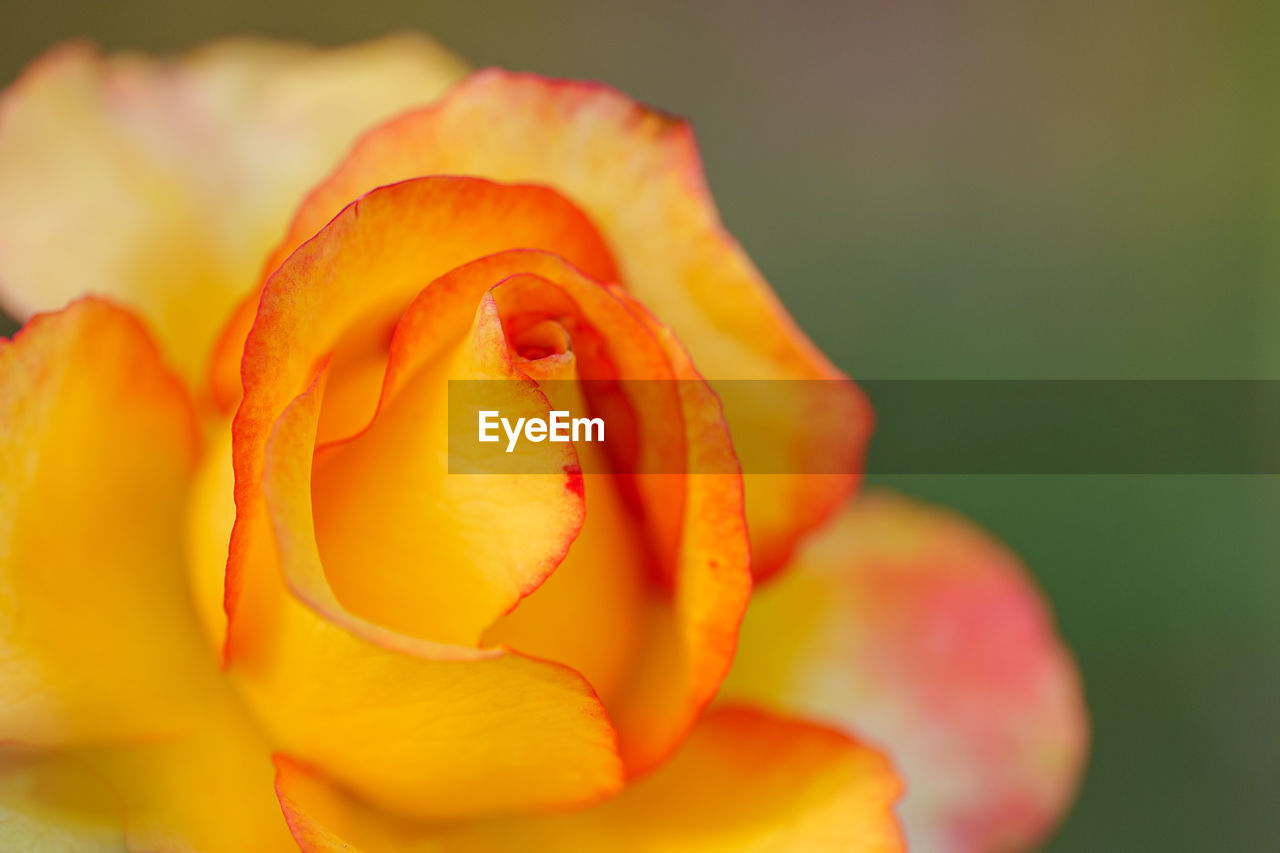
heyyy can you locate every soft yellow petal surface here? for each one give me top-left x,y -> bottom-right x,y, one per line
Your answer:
0,751 -> 123,852
0,35 -> 466,384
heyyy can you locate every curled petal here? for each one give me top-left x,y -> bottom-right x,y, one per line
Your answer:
0,298 -> 216,746
215,69 -> 868,576
369,249 -> 750,770
722,493 -> 1089,852
602,292 -> 750,772
226,175 -> 616,656
276,706 -> 905,852
239,360 -> 624,819
225,175 -> 749,792
0,35 -> 466,384
311,292 -> 586,646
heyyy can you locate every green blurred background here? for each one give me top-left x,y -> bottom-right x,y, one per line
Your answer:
2,1 -> 1277,848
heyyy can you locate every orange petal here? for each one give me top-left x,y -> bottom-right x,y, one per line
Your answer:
723,493 -> 1089,852
231,357 -> 624,821
218,70 -> 868,575
0,298 -> 219,746
276,706 -> 904,852
0,35 -> 466,386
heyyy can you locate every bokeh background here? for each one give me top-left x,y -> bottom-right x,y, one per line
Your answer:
2,1 -> 1277,848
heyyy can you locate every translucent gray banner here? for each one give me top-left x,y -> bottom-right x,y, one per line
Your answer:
447,380 -> 1278,474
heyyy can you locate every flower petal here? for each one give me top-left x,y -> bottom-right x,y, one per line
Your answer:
0,35 -> 466,385
722,493 -> 1089,852
216,70 -> 868,576
0,298 -> 216,746
275,706 -> 905,852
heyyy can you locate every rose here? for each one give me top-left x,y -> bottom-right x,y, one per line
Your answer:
0,35 -> 1086,852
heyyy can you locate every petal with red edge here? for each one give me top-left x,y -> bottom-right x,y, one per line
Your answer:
276,706 -> 905,853
0,298 -> 217,747
601,291 -> 750,772
0,35 -> 466,385
723,493 -> 1089,853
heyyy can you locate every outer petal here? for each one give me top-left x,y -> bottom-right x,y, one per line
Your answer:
218,69 -> 868,576
722,493 -> 1089,853
0,298 -> 217,746
275,706 -> 905,853
0,35 -> 466,384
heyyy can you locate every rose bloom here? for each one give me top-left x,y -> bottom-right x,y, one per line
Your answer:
0,35 -> 1087,853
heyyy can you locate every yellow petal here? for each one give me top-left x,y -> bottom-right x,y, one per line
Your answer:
218,70 -> 869,576
723,493 -> 1089,853
0,298 -> 216,746
82,703 -> 296,852
312,292 -> 586,646
276,706 -> 904,852
0,698 -> 297,853
0,35 -> 466,386
0,751 -> 123,852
